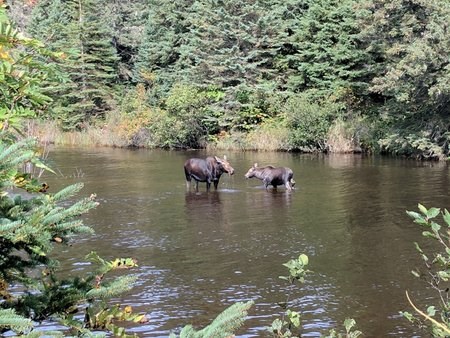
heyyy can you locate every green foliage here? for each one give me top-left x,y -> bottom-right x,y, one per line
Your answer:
283,93 -> 343,151
0,308 -> 32,334
133,0 -> 299,134
285,0 -> 370,98
142,84 -> 226,148
270,254 -> 361,337
323,318 -> 362,338
28,0 -> 120,130
102,0 -> 148,83
360,0 -> 450,159
402,204 -> 450,336
279,254 -> 310,284
0,7 -> 53,132
6,0 -> 450,155
270,254 -> 310,337
164,84 -> 221,146
379,130 -> 449,160
0,7 -> 144,336
169,301 -> 253,338
129,0 -> 450,157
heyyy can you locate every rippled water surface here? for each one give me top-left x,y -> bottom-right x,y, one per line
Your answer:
43,148 -> 450,337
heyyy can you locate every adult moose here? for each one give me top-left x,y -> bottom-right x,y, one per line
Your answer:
184,155 -> 235,191
245,163 -> 295,191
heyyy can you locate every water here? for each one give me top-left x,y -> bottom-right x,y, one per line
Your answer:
42,147 -> 450,337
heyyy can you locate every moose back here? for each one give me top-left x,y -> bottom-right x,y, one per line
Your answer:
245,163 -> 295,191
184,155 -> 235,191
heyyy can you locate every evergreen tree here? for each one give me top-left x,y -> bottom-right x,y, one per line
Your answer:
75,0 -> 120,121
28,0 -> 120,130
134,0 -> 297,131
360,0 -> 450,158
105,0 -> 149,83
133,0 -> 194,101
284,0 -> 370,99
27,0 -> 84,128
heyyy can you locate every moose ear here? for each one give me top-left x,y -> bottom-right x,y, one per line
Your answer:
254,163 -> 258,168
223,155 -> 227,160
215,156 -> 222,163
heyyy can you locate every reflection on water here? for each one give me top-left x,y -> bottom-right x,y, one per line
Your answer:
44,148 -> 450,337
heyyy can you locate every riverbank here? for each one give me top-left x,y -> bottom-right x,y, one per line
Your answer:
25,118 -> 363,154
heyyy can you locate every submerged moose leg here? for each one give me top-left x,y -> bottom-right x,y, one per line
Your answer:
263,178 -> 270,190
290,179 -> 296,190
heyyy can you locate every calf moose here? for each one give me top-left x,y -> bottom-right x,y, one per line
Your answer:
184,155 -> 235,191
245,163 -> 295,191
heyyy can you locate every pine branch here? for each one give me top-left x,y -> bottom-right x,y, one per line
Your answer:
198,301 -> 253,337
171,301 -> 253,338
86,276 -> 137,300
0,308 -> 33,333
0,139 -> 36,163
52,182 -> 84,202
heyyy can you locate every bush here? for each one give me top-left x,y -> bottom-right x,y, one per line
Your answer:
379,131 -> 448,160
162,84 -> 224,148
283,93 -> 343,152
245,117 -> 290,151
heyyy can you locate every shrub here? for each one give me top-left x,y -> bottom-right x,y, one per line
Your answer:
402,204 -> 450,336
379,131 -> 448,160
245,117 -> 290,151
283,93 -> 343,152
162,84 -> 224,148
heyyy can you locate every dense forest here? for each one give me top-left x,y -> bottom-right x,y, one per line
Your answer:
3,0 -> 450,159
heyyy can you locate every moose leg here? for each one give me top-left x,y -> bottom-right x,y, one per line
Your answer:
285,181 -> 292,191
213,179 -> 219,190
184,169 -> 192,190
290,178 -> 296,190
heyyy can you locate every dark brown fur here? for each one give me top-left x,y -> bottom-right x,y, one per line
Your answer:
184,155 -> 235,191
245,163 -> 295,191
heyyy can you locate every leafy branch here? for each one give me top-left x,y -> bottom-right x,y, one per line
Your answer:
402,204 -> 450,336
